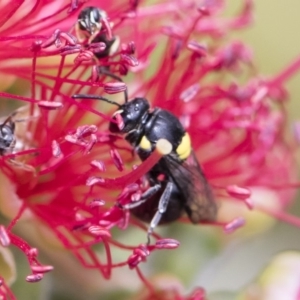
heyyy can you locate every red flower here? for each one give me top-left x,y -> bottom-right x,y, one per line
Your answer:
0,0 -> 300,299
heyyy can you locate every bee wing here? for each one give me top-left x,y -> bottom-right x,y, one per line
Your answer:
1,105 -> 39,124
163,151 -> 217,223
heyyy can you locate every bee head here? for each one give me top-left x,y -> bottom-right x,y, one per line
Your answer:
109,98 -> 150,134
72,93 -> 150,134
78,7 -> 107,35
0,118 -> 15,149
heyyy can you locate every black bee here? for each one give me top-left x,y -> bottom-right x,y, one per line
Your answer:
76,6 -> 120,59
72,93 -> 217,242
0,114 -> 16,156
0,105 -> 38,158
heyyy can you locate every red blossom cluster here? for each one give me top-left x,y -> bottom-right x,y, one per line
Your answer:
0,0 -> 300,299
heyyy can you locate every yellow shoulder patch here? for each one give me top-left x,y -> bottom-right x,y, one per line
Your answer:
139,135 -> 152,150
176,133 -> 191,160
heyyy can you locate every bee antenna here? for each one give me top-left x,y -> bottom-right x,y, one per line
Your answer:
72,94 -> 122,108
0,115 -> 13,127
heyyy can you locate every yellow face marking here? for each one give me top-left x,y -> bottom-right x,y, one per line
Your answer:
75,23 -> 91,43
139,135 -> 151,150
176,133 -> 191,160
112,109 -> 124,117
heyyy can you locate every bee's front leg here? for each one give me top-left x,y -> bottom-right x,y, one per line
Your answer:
117,183 -> 161,210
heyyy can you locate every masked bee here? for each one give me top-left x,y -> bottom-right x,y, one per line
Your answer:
73,93 -> 217,242
76,6 -> 120,59
0,106 -> 39,171
0,114 -> 16,156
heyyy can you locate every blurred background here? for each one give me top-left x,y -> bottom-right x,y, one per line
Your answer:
1,1 -> 300,299
230,0 -> 300,122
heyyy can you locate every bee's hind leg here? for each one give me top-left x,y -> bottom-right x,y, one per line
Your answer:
147,181 -> 173,244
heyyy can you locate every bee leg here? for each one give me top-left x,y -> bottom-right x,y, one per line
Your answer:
147,181 -> 174,244
118,184 -> 161,209
97,66 -> 115,79
140,183 -> 161,200
97,66 -> 128,102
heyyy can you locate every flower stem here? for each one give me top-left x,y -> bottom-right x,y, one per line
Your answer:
270,53 -> 300,87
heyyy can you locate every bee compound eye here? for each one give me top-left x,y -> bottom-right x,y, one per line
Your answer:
0,127 -> 14,147
1,126 -> 11,138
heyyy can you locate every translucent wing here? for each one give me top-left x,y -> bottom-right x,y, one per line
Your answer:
163,151 -> 217,223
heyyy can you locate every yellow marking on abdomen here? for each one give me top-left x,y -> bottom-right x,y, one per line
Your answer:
139,135 -> 152,150
176,133 -> 191,160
